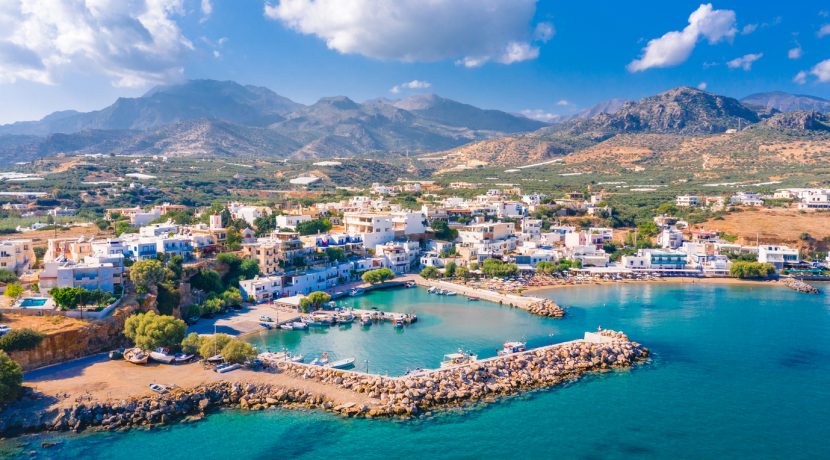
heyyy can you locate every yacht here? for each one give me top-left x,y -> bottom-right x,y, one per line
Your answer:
440,349 -> 478,368
497,341 -> 527,356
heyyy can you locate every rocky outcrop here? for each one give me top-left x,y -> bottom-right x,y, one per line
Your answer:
525,299 -> 566,318
781,278 -> 820,294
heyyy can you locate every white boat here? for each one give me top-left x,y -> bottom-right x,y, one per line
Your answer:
261,351 -> 305,363
497,341 -> 527,356
327,358 -> 355,369
206,354 -> 224,363
440,349 -> 478,368
311,312 -> 334,325
349,288 -> 365,296
124,348 -> 149,365
149,349 -> 176,364
214,363 -> 240,373
337,310 -> 355,323
310,352 -> 330,366
392,315 -> 405,328
290,321 -> 308,330
360,313 -> 373,326
149,383 -> 168,394
279,323 -> 293,330
445,291 -> 457,296
173,353 -> 194,364
427,286 -> 437,294
301,316 -> 323,327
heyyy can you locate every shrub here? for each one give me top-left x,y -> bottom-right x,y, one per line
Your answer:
0,270 -> 18,284
221,339 -> 256,364
123,311 -> 186,350
199,334 -> 233,359
481,258 -> 518,278
0,351 -> 23,404
444,261 -> 457,278
199,298 -> 225,317
420,266 -> 440,279
190,268 -> 224,294
730,261 -> 777,279
130,259 -> 166,294
181,332 -> 203,355
299,291 -> 331,312
221,287 -> 243,308
4,283 -> 23,299
0,328 -> 45,352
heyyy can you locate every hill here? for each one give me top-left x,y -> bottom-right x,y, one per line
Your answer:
741,91 -> 830,113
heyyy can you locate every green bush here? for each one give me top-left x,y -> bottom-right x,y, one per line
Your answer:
420,266 -> 440,279
181,332 -> 203,355
0,351 -> 23,404
481,258 -> 519,278
730,261 -> 777,279
221,339 -> 256,364
0,328 -> 45,352
361,268 -> 395,285
299,291 -> 331,313
0,270 -> 18,284
123,311 -> 186,350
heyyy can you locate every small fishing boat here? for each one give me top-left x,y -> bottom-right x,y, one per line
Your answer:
150,348 -> 176,364
327,358 -> 355,369
497,341 -> 527,356
290,321 -> 308,330
108,349 -> 124,360
392,316 -> 405,328
124,348 -> 149,365
174,353 -> 194,364
467,297 -> 480,301
403,367 -> 425,377
445,291 -> 457,296
310,352 -> 330,366
404,313 -> 418,324
148,383 -> 168,394
337,310 -> 355,323
311,312 -> 334,326
440,349 -> 478,368
301,316 -> 323,327
427,286 -> 437,294
349,288 -> 365,296
279,323 -> 293,330
261,322 -> 275,330
205,354 -> 224,363
214,362 -> 240,373
360,313 -> 373,326
405,281 -> 416,288
259,315 -> 274,322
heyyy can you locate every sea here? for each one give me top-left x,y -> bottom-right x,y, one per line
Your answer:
3,283 -> 829,459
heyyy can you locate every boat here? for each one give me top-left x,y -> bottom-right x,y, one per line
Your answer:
327,358 -> 355,369
261,322 -> 275,330
360,313 -> 373,326
427,286 -> 437,294
214,362 -> 240,373
148,383 -> 168,394
497,341 -> 527,356
392,316 -> 405,328
349,288 -> 365,296
108,349 -> 124,360
124,348 -> 149,365
173,353 -> 194,364
149,349 -> 176,364
403,368 -> 425,377
337,310 -> 355,323
445,291 -> 457,296
311,312 -> 334,325
279,323 -> 293,330
405,281 -> 416,288
310,352 -> 330,366
301,316 -> 323,327
467,297 -> 480,301
440,349 -> 478,368
290,321 -> 308,330
205,354 -> 224,363
264,351 -> 305,363
259,315 -> 274,322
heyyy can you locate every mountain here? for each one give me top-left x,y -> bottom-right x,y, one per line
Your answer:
0,80 -> 304,136
570,98 -> 628,120
0,80 -> 548,163
741,91 -> 830,113
393,94 -> 547,132
758,111 -> 830,131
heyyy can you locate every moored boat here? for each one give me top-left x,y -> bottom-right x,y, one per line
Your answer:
124,348 -> 149,365
261,322 -> 275,330
214,362 -> 240,373
327,357 -> 355,369
360,313 -> 373,326
392,315 -> 405,328
279,323 -> 293,330
149,348 -> 176,364
349,288 -> 365,296
337,310 -> 355,323
148,383 -> 168,394
497,341 -> 527,356
290,321 -> 308,330
174,353 -> 194,363
301,316 -> 323,327
310,352 -> 330,366
440,349 -> 477,368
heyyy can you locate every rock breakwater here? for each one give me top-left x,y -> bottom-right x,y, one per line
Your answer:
781,278 -> 820,294
525,299 -> 566,318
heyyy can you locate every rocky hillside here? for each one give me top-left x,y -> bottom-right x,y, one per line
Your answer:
758,111 -> 830,132
741,91 -> 830,113
0,80 -> 546,165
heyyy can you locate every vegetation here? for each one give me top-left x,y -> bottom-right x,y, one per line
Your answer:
420,266 -> 440,279
124,311 -> 187,350
0,328 -> 45,352
481,258 -> 519,278
181,332 -> 202,355
198,297 -> 225,317
220,339 -> 257,364
361,267 -> 395,285
299,291 -> 331,313
4,282 -> 23,300
0,270 -> 18,284
444,261 -> 457,277
296,218 -> 333,236
535,259 -> 582,274
729,261 -> 777,279
190,268 -> 224,294
192,333 -> 256,363
0,351 -> 23,405
49,287 -> 113,310
130,259 -> 166,294
431,220 -> 458,240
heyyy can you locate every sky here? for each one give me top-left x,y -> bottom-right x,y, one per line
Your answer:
0,0 -> 829,124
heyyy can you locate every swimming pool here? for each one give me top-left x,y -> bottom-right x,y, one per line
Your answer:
19,298 -> 48,307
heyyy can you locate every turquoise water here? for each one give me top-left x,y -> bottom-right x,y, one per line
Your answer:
19,298 -> 47,307
248,287 -> 565,375
5,283 -> 830,459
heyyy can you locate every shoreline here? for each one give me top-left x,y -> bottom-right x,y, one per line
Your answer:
521,277 -> 783,294
0,330 -> 648,437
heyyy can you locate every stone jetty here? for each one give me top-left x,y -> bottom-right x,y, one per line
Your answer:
781,278 -> 820,294
525,299 -> 566,318
0,330 -> 647,436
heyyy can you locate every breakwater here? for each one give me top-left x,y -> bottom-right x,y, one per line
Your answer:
781,278 -> 820,294
0,330 -> 647,436
411,277 -> 565,318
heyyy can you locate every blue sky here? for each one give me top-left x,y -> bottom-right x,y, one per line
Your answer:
0,1 -> 829,124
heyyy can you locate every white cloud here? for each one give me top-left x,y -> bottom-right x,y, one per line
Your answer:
0,0 -> 192,88
788,46 -> 803,59
556,99 -> 570,106
818,24 -> 830,38
534,22 -> 555,42
741,23 -> 758,35
390,79 -> 431,94
520,109 -> 560,123
265,0 -> 548,67
793,70 -> 807,84
726,52 -> 763,71
627,3 -> 737,72
812,59 -> 830,82
200,0 -> 212,22
697,81 -> 708,90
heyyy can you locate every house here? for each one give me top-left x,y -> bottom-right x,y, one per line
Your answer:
39,258 -> 119,293
227,202 -> 272,226
0,239 -> 35,274
729,192 -> 764,207
376,241 -> 420,273
658,228 -> 684,249
45,237 -> 94,263
343,212 -> 394,248
242,232 -> 312,275
391,211 -> 426,238
676,195 -> 700,207
758,245 -> 799,270
276,214 -> 312,231
621,249 -> 688,271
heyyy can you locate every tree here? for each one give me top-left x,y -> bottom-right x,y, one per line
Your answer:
226,227 -> 242,250
221,339 -> 256,364
49,287 -> 111,310
124,311 -> 186,350
325,247 -> 345,262
239,259 -> 260,280
199,334 -> 233,359
0,270 -> 18,284
481,258 -> 518,278
299,291 -> 331,312
0,329 -> 45,352
0,351 -> 23,404
130,259 -> 166,294
4,283 -> 23,300
253,215 -> 276,237
199,297 -> 225,317
181,333 -> 203,355
444,261 -> 457,278
221,288 -> 243,308
361,268 -> 394,285
457,266 -> 470,279
296,218 -> 332,236
190,268 -> 223,294
431,220 -> 458,240
730,261 -> 777,279
420,266 -> 440,279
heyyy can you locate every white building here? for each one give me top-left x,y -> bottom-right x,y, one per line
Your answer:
0,239 -> 35,274
676,195 -> 700,207
375,241 -> 420,273
343,212 -> 394,248
390,211 -> 426,237
276,215 -> 312,231
729,192 -> 764,207
758,245 -> 799,270
227,202 -> 272,226
39,258 -> 119,293
658,228 -> 685,249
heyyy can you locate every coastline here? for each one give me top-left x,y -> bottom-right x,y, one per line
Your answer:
521,277 -> 783,294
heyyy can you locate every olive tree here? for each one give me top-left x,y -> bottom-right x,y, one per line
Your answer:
124,311 -> 186,350
130,259 -> 166,294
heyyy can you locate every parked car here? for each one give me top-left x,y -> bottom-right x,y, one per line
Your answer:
0,325 -> 11,336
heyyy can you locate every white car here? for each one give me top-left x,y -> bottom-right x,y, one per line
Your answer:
0,325 -> 11,336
